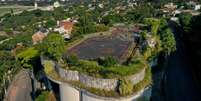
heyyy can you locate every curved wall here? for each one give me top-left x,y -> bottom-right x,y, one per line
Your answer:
59,83 -> 80,101
57,66 -> 145,91
53,81 -> 151,101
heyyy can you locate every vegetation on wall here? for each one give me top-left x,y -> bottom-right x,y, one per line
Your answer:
35,91 -> 56,101
118,79 -> 133,96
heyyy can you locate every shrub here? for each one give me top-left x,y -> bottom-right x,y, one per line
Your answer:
95,24 -> 109,32
35,91 -> 56,101
118,79 -> 133,96
98,56 -> 118,67
17,47 -> 39,69
44,60 -> 54,74
66,53 -> 79,66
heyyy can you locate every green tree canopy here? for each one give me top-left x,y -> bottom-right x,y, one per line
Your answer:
179,13 -> 192,33
144,18 -> 161,35
38,33 -> 65,61
161,28 -> 176,55
17,47 -> 39,68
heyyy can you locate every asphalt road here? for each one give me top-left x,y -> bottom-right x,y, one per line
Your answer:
163,21 -> 201,101
5,69 -> 32,101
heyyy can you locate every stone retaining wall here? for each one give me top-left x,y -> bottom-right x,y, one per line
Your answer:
127,69 -> 145,85
41,57 -> 145,91
79,74 -> 118,90
56,64 -> 145,91
58,67 -> 79,81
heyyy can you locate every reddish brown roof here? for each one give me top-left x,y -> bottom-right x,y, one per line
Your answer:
32,32 -> 46,44
59,21 -> 74,31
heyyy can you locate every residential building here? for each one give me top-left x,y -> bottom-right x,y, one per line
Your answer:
54,19 -> 74,39
32,29 -> 49,44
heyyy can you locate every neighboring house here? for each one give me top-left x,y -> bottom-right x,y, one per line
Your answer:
173,10 -> 181,16
34,2 -> 38,9
53,1 -> 60,8
164,3 -> 177,10
54,19 -> 74,39
170,17 -> 179,21
32,29 -> 49,44
98,3 -> 104,8
195,5 -> 201,10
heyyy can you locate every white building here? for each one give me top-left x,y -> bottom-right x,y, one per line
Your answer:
195,5 -> 201,10
54,19 -> 74,39
53,1 -> 60,8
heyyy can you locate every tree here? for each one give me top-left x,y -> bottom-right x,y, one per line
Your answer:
144,18 -> 160,35
179,13 -> 192,33
38,33 -> 65,61
125,4 -> 155,23
95,24 -> 109,32
46,19 -> 56,28
53,7 -> 66,20
76,12 -> 96,35
17,47 -> 39,68
35,91 -> 56,101
161,28 -> 176,55
66,53 -> 79,66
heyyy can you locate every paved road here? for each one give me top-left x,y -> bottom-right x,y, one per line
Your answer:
163,21 -> 201,101
5,69 -> 33,101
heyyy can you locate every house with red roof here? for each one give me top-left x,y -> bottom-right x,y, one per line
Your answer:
54,19 -> 75,39
32,29 -> 49,45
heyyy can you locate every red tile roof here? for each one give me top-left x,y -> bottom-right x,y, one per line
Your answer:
59,21 -> 74,31
32,32 -> 46,44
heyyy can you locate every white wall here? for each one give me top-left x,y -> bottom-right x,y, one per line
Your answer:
59,84 -> 80,101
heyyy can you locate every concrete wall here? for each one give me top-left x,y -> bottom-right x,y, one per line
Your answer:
57,83 -> 151,101
42,56 -> 149,101
59,83 -> 80,101
55,63 -> 145,91
81,87 -> 151,101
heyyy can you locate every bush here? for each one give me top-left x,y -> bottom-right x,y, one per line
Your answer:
0,35 -> 8,41
66,53 -> 79,66
35,91 -> 56,101
98,56 -> 118,67
17,47 -> 39,69
44,60 -> 54,74
118,79 -> 133,96
95,24 -> 109,32
69,57 -> 145,78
